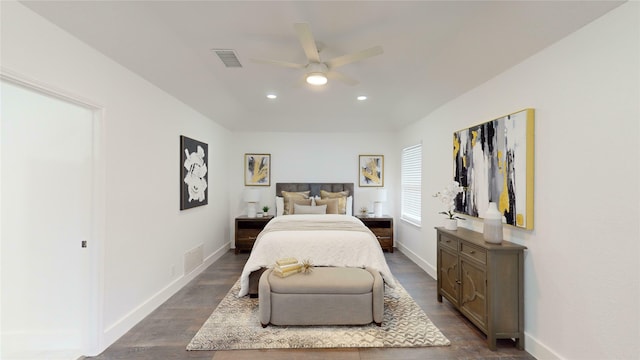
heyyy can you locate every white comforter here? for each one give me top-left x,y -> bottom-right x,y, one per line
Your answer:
237,214 -> 396,297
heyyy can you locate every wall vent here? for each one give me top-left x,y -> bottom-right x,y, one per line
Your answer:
212,49 -> 242,68
184,244 -> 203,275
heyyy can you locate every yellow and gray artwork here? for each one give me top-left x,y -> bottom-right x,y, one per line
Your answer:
453,109 -> 534,229
245,154 -> 270,186
359,155 -> 384,187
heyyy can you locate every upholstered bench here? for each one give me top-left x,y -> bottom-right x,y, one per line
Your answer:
258,266 -> 384,327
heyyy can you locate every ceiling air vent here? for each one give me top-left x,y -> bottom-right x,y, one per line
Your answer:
212,49 -> 242,68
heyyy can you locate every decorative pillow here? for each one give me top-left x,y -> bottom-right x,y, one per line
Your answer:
282,191 -> 310,215
346,196 -> 353,216
294,203 -> 327,214
288,199 -> 312,214
320,190 -> 349,214
314,198 -> 339,214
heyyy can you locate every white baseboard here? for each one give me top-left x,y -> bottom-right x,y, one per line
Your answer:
100,241 -> 230,353
395,242 -> 437,279
524,333 -> 564,360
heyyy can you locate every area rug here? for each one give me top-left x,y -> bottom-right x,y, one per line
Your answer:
186,278 -> 450,350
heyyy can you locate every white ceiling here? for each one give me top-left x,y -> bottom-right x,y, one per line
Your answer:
21,1 -> 623,133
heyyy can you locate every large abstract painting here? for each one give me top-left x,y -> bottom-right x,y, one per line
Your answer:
453,109 -> 534,229
180,136 -> 208,210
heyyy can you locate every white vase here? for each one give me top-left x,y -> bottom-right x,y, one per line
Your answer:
444,218 -> 458,230
483,202 -> 503,244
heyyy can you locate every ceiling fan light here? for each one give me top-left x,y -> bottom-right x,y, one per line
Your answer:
306,72 -> 328,86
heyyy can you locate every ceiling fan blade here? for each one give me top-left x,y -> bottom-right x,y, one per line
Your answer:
294,23 -> 321,63
325,46 -> 384,69
250,58 -> 306,69
327,71 -> 359,86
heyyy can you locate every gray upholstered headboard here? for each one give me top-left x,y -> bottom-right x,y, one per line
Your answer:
276,182 -> 355,214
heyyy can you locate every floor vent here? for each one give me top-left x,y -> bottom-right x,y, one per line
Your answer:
184,244 -> 203,275
212,49 -> 242,68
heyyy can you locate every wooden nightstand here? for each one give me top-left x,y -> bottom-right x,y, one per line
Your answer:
356,215 -> 394,252
234,216 -> 273,254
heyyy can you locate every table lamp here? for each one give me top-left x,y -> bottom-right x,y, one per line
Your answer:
373,188 -> 387,217
244,189 -> 261,218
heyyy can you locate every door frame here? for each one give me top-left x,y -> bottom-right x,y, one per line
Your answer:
1,67 -> 106,356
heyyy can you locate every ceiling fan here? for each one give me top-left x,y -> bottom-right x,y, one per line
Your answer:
251,23 -> 384,86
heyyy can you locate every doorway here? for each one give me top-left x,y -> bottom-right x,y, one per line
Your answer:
1,76 -> 101,359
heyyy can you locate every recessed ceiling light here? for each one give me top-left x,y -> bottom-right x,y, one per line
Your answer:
357,95 -> 368,101
266,94 -> 277,99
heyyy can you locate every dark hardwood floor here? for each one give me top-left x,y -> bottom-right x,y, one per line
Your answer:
87,249 -> 536,360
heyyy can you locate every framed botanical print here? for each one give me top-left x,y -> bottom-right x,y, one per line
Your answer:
180,135 -> 208,210
244,153 -> 270,186
359,154 -> 384,187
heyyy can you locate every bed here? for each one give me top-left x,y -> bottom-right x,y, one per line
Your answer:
237,182 -> 396,297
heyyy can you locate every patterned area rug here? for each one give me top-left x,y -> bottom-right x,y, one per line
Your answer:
186,278 -> 450,350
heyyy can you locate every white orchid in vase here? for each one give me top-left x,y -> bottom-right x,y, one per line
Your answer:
434,181 -> 465,220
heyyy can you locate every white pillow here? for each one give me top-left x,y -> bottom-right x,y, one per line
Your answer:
294,203 -> 327,214
346,196 -> 353,216
276,196 -> 284,216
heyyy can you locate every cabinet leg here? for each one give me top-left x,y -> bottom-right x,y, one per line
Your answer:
234,248 -> 239,255
437,294 -> 442,302
515,336 -> 525,350
487,335 -> 497,351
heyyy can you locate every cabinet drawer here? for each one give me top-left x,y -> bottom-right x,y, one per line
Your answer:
236,228 -> 261,240
439,234 -> 459,251
460,242 -> 487,264
370,227 -> 392,238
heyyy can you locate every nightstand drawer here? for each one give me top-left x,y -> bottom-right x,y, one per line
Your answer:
235,216 -> 272,254
370,227 -> 392,238
363,220 -> 391,228
377,237 -> 393,249
236,228 -> 261,240
356,215 -> 394,253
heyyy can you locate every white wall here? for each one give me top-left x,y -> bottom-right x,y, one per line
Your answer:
229,132 -> 397,237
397,2 -> 639,359
1,2 -> 232,354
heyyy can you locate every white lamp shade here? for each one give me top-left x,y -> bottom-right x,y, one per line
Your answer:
373,189 -> 387,217
373,189 -> 387,202
243,189 -> 261,203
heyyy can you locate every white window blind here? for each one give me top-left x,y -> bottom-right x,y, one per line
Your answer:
401,143 -> 422,226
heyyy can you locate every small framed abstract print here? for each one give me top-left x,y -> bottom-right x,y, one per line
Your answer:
180,135 -> 208,210
359,155 -> 384,187
245,153 -> 270,186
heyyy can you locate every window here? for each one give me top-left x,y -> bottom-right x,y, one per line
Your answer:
401,143 -> 422,226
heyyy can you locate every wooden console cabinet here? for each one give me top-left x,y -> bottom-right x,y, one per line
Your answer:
436,227 -> 526,350
234,216 -> 272,254
357,215 -> 394,252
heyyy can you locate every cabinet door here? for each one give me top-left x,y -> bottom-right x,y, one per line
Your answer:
438,247 -> 459,307
460,258 -> 487,331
